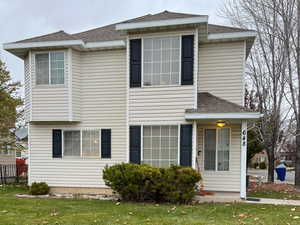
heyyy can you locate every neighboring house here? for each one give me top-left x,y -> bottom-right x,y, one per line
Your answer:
250,150 -> 268,167
4,11 -> 261,199
0,147 -> 16,165
15,127 -> 29,160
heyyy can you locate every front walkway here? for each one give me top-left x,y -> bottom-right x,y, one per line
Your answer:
246,198 -> 300,206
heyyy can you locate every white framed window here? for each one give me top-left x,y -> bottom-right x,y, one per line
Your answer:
82,130 -> 100,157
142,125 -> 179,168
35,51 -> 65,85
204,128 -> 230,171
62,129 -> 100,158
143,36 -> 180,86
63,130 -> 81,157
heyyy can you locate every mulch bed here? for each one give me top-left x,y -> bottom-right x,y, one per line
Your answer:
248,182 -> 299,194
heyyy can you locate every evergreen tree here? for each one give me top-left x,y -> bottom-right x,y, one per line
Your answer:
0,59 -> 22,151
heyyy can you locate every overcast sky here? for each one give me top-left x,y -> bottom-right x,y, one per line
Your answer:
0,0 -> 229,95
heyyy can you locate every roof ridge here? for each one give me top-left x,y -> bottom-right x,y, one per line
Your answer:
72,14 -> 154,36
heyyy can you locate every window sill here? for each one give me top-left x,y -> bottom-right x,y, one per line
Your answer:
53,157 -> 109,160
131,84 -> 194,89
203,170 -> 232,173
34,84 -> 66,89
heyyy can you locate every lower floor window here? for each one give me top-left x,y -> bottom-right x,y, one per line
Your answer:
63,130 -> 100,157
204,128 -> 230,171
142,125 -> 178,168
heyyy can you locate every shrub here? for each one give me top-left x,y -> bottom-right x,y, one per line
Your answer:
160,165 -> 202,203
30,182 -> 50,195
103,163 -> 201,203
259,162 -> 267,169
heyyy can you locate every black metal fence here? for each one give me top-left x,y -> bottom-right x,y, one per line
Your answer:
0,164 -> 28,185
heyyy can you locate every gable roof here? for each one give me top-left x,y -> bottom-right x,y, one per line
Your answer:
186,92 -> 252,114
15,31 -> 78,43
11,11 -> 253,44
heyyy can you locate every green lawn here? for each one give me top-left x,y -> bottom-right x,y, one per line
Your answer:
0,186 -> 300,225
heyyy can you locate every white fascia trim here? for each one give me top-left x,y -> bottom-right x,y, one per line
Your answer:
116,16 -> 208,30
3,40 -> 125,50
207,31 -> 257,40
3,40 -> 84,50
185,112 -> 263,120
85,40 -> 125,48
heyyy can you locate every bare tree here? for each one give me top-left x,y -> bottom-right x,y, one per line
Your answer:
221,0 -> 290,182
278,0 -> 300,189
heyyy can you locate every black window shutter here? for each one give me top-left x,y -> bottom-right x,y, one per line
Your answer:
181,35 -> 194,85
130,39 -> 142,88
180,124 -> 193,166
52,129 -> 62,158
129,126 -> 141,164
101,129 -> 111,158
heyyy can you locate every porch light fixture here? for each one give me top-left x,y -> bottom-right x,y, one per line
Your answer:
216,120 -> 226,127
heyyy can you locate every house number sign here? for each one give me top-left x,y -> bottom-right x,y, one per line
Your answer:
242,129 -> 247,147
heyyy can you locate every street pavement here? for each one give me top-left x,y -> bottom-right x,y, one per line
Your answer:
248,169 -> 295,184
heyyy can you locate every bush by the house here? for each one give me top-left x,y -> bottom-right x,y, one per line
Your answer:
103,163 -> 201,203
259,162 -> 267,169
30,182 -> 50,195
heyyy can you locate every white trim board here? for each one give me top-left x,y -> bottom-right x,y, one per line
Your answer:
84,40 -> 125,48
3,40 -> 84,49
3,40 -> 126,50
185,112 -> 263,120
207,31 -> 257,40
116,16 -> 208,30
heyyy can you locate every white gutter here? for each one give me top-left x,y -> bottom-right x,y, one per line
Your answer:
115,16 -> 208,30
207,31 -> 257,40
185,112 -> 263,120
3,40 -> 125,51
3,40 -> 85,50
85,40 -> 125,48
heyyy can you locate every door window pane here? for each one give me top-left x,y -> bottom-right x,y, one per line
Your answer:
217,128 -> 230,171
204,129 -> 216,170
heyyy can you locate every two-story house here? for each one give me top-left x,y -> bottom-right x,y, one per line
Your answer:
4,11 -> 261,199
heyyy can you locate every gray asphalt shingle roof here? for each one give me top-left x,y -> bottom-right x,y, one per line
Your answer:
12,11 -> 253,44
186,92 -> 252,114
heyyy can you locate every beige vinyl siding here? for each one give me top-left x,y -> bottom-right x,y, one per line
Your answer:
71,49 -> 81,121
198,41 -> 245,105
30,50 -> 70,121
129,86 -> 194,123
197,124 -> 241,192
24,55 -> 31,122
0,155 -> 16,165
29,49 -> 126,187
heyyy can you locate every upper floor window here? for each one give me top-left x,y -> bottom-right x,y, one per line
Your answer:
143,36 -> 180,86
35,52 -> 65,85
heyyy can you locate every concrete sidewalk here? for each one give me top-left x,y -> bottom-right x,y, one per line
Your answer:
245,198 -> 300,206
